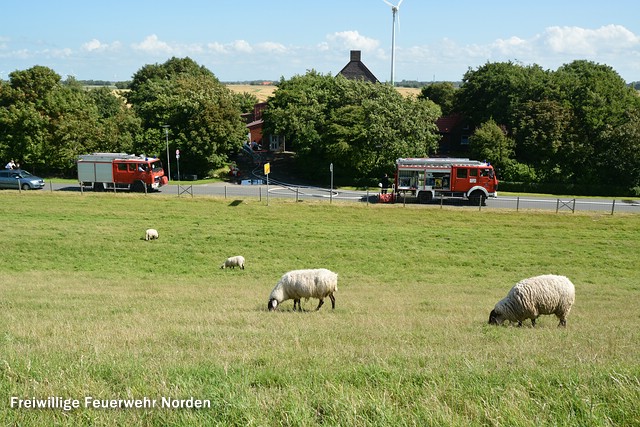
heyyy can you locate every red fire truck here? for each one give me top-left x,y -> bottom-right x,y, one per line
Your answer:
77,153 -> 168,192
394,158 -> 498,205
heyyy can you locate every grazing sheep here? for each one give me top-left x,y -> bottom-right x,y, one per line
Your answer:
220,255 -> 245,270
268,268 -> 338,311
489,274 -> 575,327
145,228 -> 159,241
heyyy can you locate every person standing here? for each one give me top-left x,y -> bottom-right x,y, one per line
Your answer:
5,159 -> 15,169
380,173 -> 390,194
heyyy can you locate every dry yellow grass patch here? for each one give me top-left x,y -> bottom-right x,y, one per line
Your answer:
226,84 -> 421,102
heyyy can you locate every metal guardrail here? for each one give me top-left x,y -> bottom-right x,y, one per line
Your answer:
176,184 -> 639,214
56,180 -> 639,214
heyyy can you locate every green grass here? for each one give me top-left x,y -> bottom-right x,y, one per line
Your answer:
1,191 -> 639,426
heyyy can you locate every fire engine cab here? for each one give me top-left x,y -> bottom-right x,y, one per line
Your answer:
395,158 -> 498,205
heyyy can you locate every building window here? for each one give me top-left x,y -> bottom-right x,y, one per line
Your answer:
461,135 -> 469,145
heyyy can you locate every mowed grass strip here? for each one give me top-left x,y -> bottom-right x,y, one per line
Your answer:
1,192 -> 639,426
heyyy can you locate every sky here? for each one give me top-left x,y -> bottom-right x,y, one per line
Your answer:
1,0 -> 639,83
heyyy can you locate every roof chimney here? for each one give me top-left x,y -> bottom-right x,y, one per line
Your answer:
350,50 -> 361,62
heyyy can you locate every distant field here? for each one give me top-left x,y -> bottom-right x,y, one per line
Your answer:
226,84 -> 276,102
2,192 -> 638,425
226,84 -> 422,101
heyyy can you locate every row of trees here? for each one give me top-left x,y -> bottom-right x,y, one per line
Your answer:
0,58 -> 252,178
421,61 -> 640,194
1,56 -> 639,194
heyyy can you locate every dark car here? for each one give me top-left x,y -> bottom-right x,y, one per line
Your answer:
0,169 -> 45,190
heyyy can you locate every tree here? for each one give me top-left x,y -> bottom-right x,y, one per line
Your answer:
88,87 -> 143,154
233,92 -> 259,114
551,60 -> 640,184
455,62 -> 550,129
598,108 -> 640,192
469,119 -> 514,178
263,71 -> 441,185
512,99 -> 574,182
419,82 -> 456,116
127,57 -> 247,177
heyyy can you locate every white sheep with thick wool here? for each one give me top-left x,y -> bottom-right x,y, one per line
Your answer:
489,274 -> 575,327
145,228 -> 159,241
268,268 -> 338,311
220,255 -> 245,270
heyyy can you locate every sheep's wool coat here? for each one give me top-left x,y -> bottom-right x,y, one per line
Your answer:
222,256 -> 245,269
270,268 -> 338,303
494,275 -> 575,323
145,229 -> 158,240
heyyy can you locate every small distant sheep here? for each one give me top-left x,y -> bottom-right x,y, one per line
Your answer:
145,228 -> 159,241
220,255 -> 245,270
489,274 -> 575,327
268,268 -> 338,311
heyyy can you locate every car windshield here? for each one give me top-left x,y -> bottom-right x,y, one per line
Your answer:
17,171 -> 33,178
151,161 -> 163,172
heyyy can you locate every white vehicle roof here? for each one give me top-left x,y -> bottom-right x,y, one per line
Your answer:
396,158 -> 490,167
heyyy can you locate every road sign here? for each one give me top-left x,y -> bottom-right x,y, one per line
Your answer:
264,162 -> 270,175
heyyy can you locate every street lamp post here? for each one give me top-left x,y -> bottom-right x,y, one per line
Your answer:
161,125 -> 171,181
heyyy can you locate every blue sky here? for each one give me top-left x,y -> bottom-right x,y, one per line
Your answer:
1,0 -> 639,83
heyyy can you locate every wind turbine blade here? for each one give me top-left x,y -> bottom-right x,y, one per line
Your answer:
398,0 -> 404,8
383,0 -> 394,7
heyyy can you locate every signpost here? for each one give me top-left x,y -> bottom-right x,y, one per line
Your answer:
264,162 -> 270,206
330,163 -> 334,204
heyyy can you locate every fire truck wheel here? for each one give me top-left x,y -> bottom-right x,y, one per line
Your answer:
418,191 -> 433,204
131,181 -> 146,193
469,191 -> 486,206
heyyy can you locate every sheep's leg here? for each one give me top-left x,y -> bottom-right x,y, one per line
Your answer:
315,299 -> 324,311
558,318 -> 567,327
531,318 -> 537,327
329,294 -> 335,309
517,321 -> 523,327
294,299 -> 302,311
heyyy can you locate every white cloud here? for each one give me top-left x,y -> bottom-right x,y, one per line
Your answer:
207,42 -> 227,54
82,39 -> 122,53
131,34 -> 205,56
231,40 -> 252,53
325,31 -> 380,52
45,48 -> 73,58
255,41 -> 287,54
132,34 -> 175,54
543,24 -> 640,55
394,24 -> 640,81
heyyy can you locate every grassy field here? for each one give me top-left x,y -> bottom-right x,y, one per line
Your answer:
1,192 -> 639,426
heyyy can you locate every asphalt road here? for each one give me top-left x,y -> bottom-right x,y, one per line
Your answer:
41,182 -> 640,214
